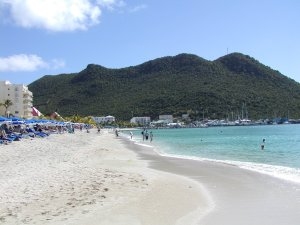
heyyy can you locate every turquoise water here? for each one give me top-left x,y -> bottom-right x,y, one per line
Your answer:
126,125 -> 300,183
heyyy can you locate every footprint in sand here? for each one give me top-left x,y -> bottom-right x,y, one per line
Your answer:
52,212 -> 61,217
82,210 -> 89,214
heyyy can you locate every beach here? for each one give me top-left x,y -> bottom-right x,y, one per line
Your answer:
2,128 -> 300,225
0,129 -> 211,225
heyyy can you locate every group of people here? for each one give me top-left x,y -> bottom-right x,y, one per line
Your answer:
128,129 -> 154,142
0,123 -> 37,144
141,129 -> 153,142
0,122 -> 74,145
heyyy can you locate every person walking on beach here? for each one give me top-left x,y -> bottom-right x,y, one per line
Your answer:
141,129 -> 145,141
150,131 -> 153,142
130,131 -> 133,139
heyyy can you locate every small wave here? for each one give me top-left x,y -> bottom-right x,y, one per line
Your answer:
125,131 -> 300,184
134,142 -> 153,148
151,150 -> 300,184
236,161 -> 300,184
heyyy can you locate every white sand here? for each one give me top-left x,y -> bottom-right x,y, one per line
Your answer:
0,129 -> 212,225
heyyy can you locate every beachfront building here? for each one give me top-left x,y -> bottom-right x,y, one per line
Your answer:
182,113 -> 190,120
0,80 -> 33,118
159,115 -> 174,123
93,115 -> 116,124
130,117 -> 151,126
149,115 -> 174,128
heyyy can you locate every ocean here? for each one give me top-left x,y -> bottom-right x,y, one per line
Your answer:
125,124 -> 300,184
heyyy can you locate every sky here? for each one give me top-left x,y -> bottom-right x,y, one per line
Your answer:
0,0 -> 299,85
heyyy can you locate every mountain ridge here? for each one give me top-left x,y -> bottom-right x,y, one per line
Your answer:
28,52 -> 300,120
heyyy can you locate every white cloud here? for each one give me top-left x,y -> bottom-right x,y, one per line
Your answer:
129,4 -> 147,13
50,59 -> 66,69
96,0 -> 125,10
0,0 -> 124,31
0,54 -> 65,72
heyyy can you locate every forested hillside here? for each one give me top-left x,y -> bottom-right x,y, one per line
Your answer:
28,53 -> 300,120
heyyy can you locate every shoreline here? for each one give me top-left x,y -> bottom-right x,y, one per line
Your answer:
141,143 -> 300,185
122,135 -> 300,225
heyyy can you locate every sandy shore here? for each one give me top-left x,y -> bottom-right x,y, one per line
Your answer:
0,129 -> 212,225
2,128 -> 300,225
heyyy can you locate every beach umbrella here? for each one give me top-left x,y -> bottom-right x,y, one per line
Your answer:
10,116 -> 24,122
10,116 -> 22,120
25,119 -> 37,124
9,116 -> 24,125
0,116 -> 11,122
26,119 -> 45,125
12,120 -> 25,125
38,119 -> 48,123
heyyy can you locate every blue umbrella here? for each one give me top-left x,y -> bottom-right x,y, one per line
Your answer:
10,116 -> 24,122
0,116 -> 11,122
8,116 -> 24,125
12,121 -> 24,125
10,116 -> 23,120
25,119 -> 37,124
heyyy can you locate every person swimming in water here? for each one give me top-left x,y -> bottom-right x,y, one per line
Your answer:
261,138 -> 266,150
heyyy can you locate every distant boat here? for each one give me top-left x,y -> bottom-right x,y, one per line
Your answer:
235,119 -> 252,125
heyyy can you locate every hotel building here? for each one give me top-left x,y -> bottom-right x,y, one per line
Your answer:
0,80 -> 33,118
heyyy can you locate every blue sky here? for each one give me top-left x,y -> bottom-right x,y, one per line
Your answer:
0,0 -> 299,85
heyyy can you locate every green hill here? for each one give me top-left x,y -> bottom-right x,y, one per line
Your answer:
28,53 -> 300,120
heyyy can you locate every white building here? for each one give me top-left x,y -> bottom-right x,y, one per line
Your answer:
93,115 -> 116,124
0,80 -> 33,118
182,114 -> 190,120
130,117 -> 151,125
159,115 -> 173,123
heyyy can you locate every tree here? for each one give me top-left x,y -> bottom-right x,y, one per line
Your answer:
0,99 -> 13,116
28,53 -> 300,120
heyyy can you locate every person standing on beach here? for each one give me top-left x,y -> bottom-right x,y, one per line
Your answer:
141,129 -> 145,141
145,130 -> 149,141
130,131 -> 133,139
150,131 -> 153,142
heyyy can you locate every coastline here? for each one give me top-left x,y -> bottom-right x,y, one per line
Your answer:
124,135 -> 300,225
2,128 -> 300,225
0,129 -> 211,225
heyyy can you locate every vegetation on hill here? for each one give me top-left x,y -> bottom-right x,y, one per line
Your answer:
28,53 -> 300,121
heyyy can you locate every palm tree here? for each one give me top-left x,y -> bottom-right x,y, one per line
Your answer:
1,99 -> 13,116
0,102 -> 3,116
